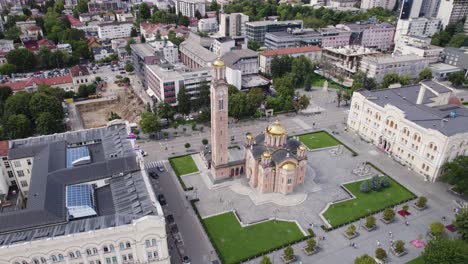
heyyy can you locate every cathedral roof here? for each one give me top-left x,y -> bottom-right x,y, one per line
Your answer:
281,162 -> 297,171
266,120 -> 287,136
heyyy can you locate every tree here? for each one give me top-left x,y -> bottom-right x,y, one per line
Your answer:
35,112 -> 63,135
177,87 -> 191,115
274,74 -> 294,98
342,89 -> 353,106
360,180 -> 370,193
158,101 -> 175,122
369,175 -> 382,191
125,38 -> 136,55
270,55 -> 293,78
259,256 -> 272,264
247,40 -> 261,51
4,26 -> 21,41
365,216 -> 376,228
130,27 -> 138,37
430,222 -> 445,237
354,254 -> 377,264
306,238 -> 316,252
6,48 -> 36,72
37,46 -> 53,69
0,63 -> 17,76
448,71 -> 466,88
422,238 -> 468,264
0,86 -> 12,102
194,82 -> 210,110
440,156 -> 468,195
177,15 -> 190,26
291,55 -> 313,86
139,112 -> 160,135
139,3 -> 151,20
382,73 -> 400,88
29,93 -> 64,120
23,7 -> 32,17
304,75 -> 311,91
246,87 -> 264,115
125,63 -> 134,72
184,143 -> 190,149
375,248 -> 387,261
448,34 -> 468,48
228,92 -> 247,119
399,74 -> 412,86
75,0 -> 89,13
5,114 -> 31,139
346,224 -> 356,236
393,240 -> 405,254
283,246 -> 294,260
4,91 -> 31,116
416,196 -> 428,208
336,89 -> 343,107
202,139 -> 208,145
419,67 -> 433,81
195,10 -> 202,19
383,208 -> 395,222
454,208 -> 468,242
380,176 -> 390,188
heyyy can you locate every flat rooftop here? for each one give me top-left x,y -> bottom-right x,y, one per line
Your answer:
246,20 -> 303,27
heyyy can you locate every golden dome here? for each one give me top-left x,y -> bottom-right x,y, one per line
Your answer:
299,145 -> 306,151
266,120 -> 287,136
213,56 -> 225,67
246,134 -> 253,140
262,151 -> 271,158
281,162 -> 297,171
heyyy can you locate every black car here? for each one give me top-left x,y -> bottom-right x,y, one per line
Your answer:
157,194 -> 166,205
149,171 -> 159,179
182,256 -> 191,264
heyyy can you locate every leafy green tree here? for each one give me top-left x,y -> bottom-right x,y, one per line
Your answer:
419,67 -> 433,81
430,222 -> 445,237
0,86 -> 12,102
422,238 -> 468,264
247,40 -> 261,51
399,74 -> 412,86
228,92 -> 247,119
291,55 -> 313,86
37,85 -> 65,101
306,238 -> 316,252
375,248 -> 386,261
37,46 -> 52,69
35,112 -> 63,135
194,82 -> 210,110
139,3 -> 151,20
342,89 -> 353,105
448,71 -> 466,88
4,26 -> 21,41
22,7 -> 32,17
365,215 -> 376,228
125,63 -> 134,72
29,93 -> 64,120
177,86 -> 191,115
304,75 -> 311,91
259,256 -> 272,264
270,55 -> 293,78
283,246 -> 294,260
382,73 -> 400,88
440,156 -> 468,195
139,112 -> 161,134
6,48 -> 36,72
5,114 -> 31,139
454,208 -> 468,242
4,91 -> 31,116
383,208 -> 395,222
167,30 -> 184,46
157,101 -> 175,122
246,87 -> 264,115
336,89 -> 343,107
274,74 -> 294,98
0,64 -> 17,76
346,224 -> 356,236
75,0 -> 89,13
448,34 -> 468,48
130,27 -> 138,37
354,254 -> 376,264
125,38 -> 136,55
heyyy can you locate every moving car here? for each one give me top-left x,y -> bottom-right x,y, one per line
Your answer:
157,194 -> 166,206
149,171 -> 159,180
182,256 -> 190,264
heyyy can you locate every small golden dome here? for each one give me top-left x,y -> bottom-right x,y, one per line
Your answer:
262,151 -> 271,158
213,56 -> 225,67
246,134 -> 253,140
266,120 -> 287,136
299,145 -> 306,151
281,162 -> 297,171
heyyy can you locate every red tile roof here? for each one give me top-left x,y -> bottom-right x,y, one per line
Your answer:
3,75 -> 73,91
261,46 -> 322,57
69,65 -> 90,77
0,141 -> 8,157
66,15 -> 85,27
23,39 -> 56,52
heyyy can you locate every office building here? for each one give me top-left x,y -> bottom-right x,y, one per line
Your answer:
245,20 -> 303,46
337,22 -> 396,51
441,47 -> 468,76
97,22 -> 133,40
347,81 -> 468,182
175,0 -> 205,18
218,13 -> 249,37
179,35 -> 217,69
0,121 -> 170,264
394,35 -> 443,63
264,27 -> 350,49
394,17 -> 442,40
436,0 -> 468,27
259,46 -> 322,74
399,0 -> 424,19
361,0 -> 397,10
88,0 -> 123,12
198,18 -> 219,33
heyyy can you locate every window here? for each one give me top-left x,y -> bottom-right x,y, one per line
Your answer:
103,246 -> 109,253
128,254 -> 133,260
33,258 -> 40,264
126,241 -> 131,248
4,161 -> 10,168
41,257 -> 47,264
153,251 -> 158,258
51,255 -> 57,262
112,257 -> 117,263
7,171 -> 14,178
58,255 -> 64,261
219,99 -> 224,110
287,178 -> 292,184
69,252 -> 75,259
119,242 -> 125,250
13,161 -> 21,167
17,170 -> 24,177
27,159 -> 31,165
20,180 -> 28,187
86,249 -> 92,256
75,251 -> 81,258
147,252 -> 153,259
93,248 -> 98,255
145,240 -> 151,248
109,244 -> 115,252
122,255 -> 127,261
106,258 -> 111,264
151,239 -> 156,247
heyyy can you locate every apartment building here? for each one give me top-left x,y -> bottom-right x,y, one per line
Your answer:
146,63 -> 211,105
88,0 -> 123,12
394,17 -> 442,40
436,0 -> 468,27
259,46 -> 322,74
441,47 -> 468,76
218,13 -> 249,37
245,20 -> 303,46
0,39 -> 14,52
360,54 -> 431,83
0,141 -> 13,198
337,22 -> 395,51
0,121 -> 169,264
97,22 -> 132,40
394,35 -> 443,63
198,18 -> 219,33
264,27 -> 351,49
179,36 -> 217,69
329,0 -> 360,7
347,80 -> 468,181
175,0 -> 205,18
360,0 -> 397,10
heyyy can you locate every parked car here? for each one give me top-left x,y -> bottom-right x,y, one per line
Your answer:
157,165 -> 164,172
157,194 -> 166,205
140,150 -> 148,157
120,71 -> 126,74
182,256 -> 190,264
149,171 -> 159,180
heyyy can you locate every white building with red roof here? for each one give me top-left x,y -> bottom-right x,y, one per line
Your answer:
3,75 -> 74,93
259,46 -> 322,74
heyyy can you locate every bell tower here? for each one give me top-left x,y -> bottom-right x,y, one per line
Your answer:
210,56 -> 229,179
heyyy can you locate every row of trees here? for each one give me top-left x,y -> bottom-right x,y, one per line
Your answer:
0,85 -> 65,139
139,100 -> 175,135
431,20 -> 468,48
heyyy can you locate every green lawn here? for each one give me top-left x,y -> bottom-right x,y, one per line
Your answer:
406,256 -> 424,264
298,131 -> 341,150
310,73 -> 347,89
322,177 -> 416,227
169,155 -> 198,176
203,212 -> 305,264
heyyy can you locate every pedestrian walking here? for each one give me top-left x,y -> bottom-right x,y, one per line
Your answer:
377,240 -> 381,246
389,231 -> 393,237
405,221 -> 409,226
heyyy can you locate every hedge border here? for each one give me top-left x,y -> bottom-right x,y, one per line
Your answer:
168,154 -> 195,191
320,162 -> 417,232
294,130 -> 359,156
190,199 -> 313,264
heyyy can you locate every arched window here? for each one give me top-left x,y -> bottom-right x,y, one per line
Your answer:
51,255 -> 57,262
434,146 -> 438,151
119,242 -> 125,250
86,249 -> 92,256
151,239 -> 156,246
145,239 -> 151,247
33,258 -> 40,264
75,251 -> 81,258
41,257 -> 47,264
418,136 -> 421,142
103,246 -> 109,253
92,248 -> 98,255
109,244 -> 115,252
126,241 -> 131,248
68,252 -> 75,259
58,254 -> 64,261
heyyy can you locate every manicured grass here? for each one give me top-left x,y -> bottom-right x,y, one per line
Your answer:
322,177 -> 416,228
406,256 -> 424,264
203,212 -> 305,264
169,155 -> 198,176
310,73 -> 348,89
298,131 -> 341,150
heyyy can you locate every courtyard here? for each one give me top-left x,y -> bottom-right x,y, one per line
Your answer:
203,212 -> 305,264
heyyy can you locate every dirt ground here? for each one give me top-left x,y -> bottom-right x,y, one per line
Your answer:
78,89 -> 145,129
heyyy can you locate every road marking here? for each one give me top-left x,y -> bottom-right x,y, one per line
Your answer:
145,160 -> 166,169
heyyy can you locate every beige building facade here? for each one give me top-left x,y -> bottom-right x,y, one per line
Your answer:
347,81 -> 468,181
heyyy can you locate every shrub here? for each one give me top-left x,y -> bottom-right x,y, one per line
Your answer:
191,123 -> 197,131
370,176 -> 382,191
346,224 -> 356,236
380,176 -> 390,188
394,240 -> 405,253
383,208 -> 395,222
365,216 -> 376,228
260,256 -> 272,264
202,139 -> 208,145
375,247 -> 387,260
354,254 -> 377,264
402,204 -> 409,211
283,246 -> 294,260
184,143 -> 190,149
430,222 -> 445,237
307,228 -> 315,237
416,196 -> 427,208
360,181 -> 370,193
306,238 -> 316,252
163,132 -> 169,138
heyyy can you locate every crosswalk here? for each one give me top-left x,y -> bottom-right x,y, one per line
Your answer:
145,160 -> 167,170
